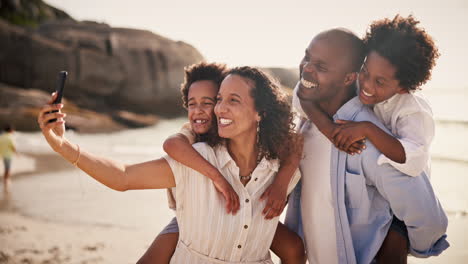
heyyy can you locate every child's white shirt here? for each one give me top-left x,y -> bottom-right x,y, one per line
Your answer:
373,91 -> 434,177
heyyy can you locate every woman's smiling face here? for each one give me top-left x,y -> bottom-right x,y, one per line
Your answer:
214,74 -> 260,141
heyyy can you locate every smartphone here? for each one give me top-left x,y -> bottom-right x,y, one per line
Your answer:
48,71 -> 68,123
53,71 -> 68,104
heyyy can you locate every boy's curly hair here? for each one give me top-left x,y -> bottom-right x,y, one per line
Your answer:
363,15 -> 440,91
225,66 -> 302,161
180,62 -> 227,108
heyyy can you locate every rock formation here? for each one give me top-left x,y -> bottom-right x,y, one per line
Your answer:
0,0 -> 204,132
0,18 -> 204,116
0,83 -> 128,132
0,0 -> 72,27
0,0 -> 298,132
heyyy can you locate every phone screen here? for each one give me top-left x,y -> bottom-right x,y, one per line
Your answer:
48,71 -> 68,123
53,71 -> 68,104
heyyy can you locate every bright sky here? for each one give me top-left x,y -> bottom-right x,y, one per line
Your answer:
45,0 -> 468,89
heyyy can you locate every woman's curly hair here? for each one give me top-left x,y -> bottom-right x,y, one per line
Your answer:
180,62 -> 227,146
363,15 -> 440,91
226,66 -> 302,161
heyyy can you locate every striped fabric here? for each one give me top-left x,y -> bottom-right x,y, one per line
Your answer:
164,143 -> 301,264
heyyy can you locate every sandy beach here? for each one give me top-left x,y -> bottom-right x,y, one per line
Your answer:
1,123 -> 467,263
0,152 -> 173,264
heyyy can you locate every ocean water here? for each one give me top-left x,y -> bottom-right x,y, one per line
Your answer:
424,89 -> 468,216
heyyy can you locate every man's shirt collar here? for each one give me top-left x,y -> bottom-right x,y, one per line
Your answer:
334,96 -> 364,121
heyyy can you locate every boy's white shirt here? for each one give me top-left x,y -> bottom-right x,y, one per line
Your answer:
373,91 -> 434,177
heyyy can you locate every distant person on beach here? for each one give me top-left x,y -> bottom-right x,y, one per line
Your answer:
38,65 -> 304,263
0,124 -> 17,192
137,63 -> 305,264
286,25 -> 448,263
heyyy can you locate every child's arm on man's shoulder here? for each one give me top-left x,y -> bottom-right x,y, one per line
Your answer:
333,120 -> 406,163
299,99 -> 336,140
299,99 -> 365,154
260,141 -> 302,220
163,124 -> 240,214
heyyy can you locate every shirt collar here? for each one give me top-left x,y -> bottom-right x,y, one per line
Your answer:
375,93 -> 400,110
333,96 -> 365,121
215,144 -> 279,172
215,144 -> 233,169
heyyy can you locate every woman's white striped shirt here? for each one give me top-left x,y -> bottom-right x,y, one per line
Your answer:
164,143 -> 301,264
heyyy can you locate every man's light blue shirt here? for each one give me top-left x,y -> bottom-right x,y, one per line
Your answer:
285,97 -> 449,264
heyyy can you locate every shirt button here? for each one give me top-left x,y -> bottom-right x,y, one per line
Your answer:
244,225 -> 248,229
254,178 -> 258,181
238,245 -> 242,249
245,199 -> 249,203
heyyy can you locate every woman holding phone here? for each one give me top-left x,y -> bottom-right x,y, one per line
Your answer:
37,66 -> 303,263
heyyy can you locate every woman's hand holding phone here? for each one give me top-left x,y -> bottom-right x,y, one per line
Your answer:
48,71 -> 67,123
38,91 -> 67,153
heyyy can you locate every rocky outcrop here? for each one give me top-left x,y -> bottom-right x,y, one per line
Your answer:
0,0 -> 299,133
0,83 -> 158,133
0,19 -> 204,117
0,0 -> 72,27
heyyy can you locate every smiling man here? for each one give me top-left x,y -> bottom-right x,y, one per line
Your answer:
292,29 -> 363,264
285,28 -> 449,264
